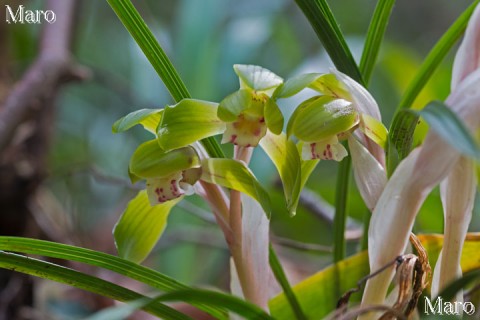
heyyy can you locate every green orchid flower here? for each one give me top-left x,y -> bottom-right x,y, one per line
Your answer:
284,72 -> 387,164
218,64 -> 284,147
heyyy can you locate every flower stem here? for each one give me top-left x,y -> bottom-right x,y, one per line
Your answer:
228,146 -> 263,306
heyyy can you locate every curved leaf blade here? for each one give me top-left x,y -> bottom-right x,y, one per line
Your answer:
0,252 -> 191,320
114,190 -> 181,263
158,99 -> 225,151
157,288 -> 274,320
397,0 -> 480,111
417,101 -> 480,161
200,159 -> 271,217
106,0 -> 224,159
112,109 -> 163,134
0,237 -> 226,318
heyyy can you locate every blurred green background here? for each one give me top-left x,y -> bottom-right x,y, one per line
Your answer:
3,0 -> 480,318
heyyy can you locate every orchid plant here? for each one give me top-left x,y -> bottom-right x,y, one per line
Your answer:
1,1 -> 480,320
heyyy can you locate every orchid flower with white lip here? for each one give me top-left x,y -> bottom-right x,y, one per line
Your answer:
284,70 -> 388,211
360,4 -> 480,317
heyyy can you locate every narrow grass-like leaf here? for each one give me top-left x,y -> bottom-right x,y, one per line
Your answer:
112,109 -> 163,134
0,236 -> 225,318
200,158 -> 271,217
269,245 -> 307,320
85,298 -> 150,320
397,0 -> 480,111
270,251 -> 369,320
106,0 -> 224,158
437,268 -> 480,302
294,0 -> 363,84
114,191 -> 181,263
157,288 -> 274,320
158,99 -> 225,152
416,101 -> 480,161
0,252 -> 191,320
359,0 -> 396,84
259,132 -> 301,216
333,148 -> 351,263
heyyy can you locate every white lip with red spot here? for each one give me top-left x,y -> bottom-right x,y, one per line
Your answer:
146,172 -> 186,205
301,135 -> 348,161
221,113 -> 267,147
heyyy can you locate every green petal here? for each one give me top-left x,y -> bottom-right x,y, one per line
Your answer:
112,109 -> 163,134
359,113 -> 388,148
259,132 -> 301,216
113,190 -> 181,263
234,64 -> 283,93
291,96 -> 358,142
129,140 -> 200,178
218,89 -> 253,122
200,158 -> 271,218
273,73 -> 322,99
308,73 -> 351,99
264,99 -> 284,135
157,99 -> 225,151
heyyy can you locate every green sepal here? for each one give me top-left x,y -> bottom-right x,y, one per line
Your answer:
289,96 -> 358,142
273,73 -> 322,99
260,132 -> 301,216
128,166 -> 142,184
129,140 -> 200,179
296,141 -> 320,188
218,89 -> 253,122
113,190 -> 181,263
359,114 -> 388,148
200,158 -> 271,218
286,96 -> 320,139
308,73 -> 351,99
157,99 -> 225,151
264,98 -> 284,135
112,109 -> 163,135
234,64 -> 283,93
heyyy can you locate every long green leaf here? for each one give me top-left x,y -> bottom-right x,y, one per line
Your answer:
417,101 -> 480,160
201,158 -> 271,217
359,0 -> 396,84
114,190 -> 180,263
270,251 -> 369,320
157,289 -> 274,320
106,0 -> 224,158
269,245 -> 307,320
333,148 -> 351,263
294,0 -> 364,84
397,0 -> 480,111
0,251 -> 191,320
0,236 -> 226,318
